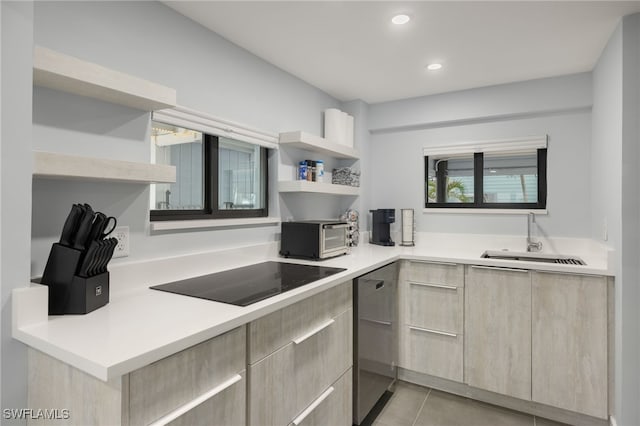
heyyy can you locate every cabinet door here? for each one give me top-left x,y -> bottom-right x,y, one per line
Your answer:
248,281 -> 352,363
465,266 -> 531,400
532,272 -> 608,419
407,282 -> 463,333
161,372 -> 245,426
399,261 -> 464,382
248,308 -> 353,426
407,261 -> 464,288
402,325 -> 463,382
128,326 -> 245,426
289,369 -> 352,426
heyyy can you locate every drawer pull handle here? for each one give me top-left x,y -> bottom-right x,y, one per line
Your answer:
470,265 -> 528,273
412,260 -> 458,266
293,319 -> 335,345
361,318 -> 392,326
292,386 -> 335,425
409,325 -> 457,338
148,373 -> 242,426
535,270 -> 599,278
409,281 -> 457,290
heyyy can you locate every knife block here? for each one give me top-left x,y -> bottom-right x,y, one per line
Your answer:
41,243 -> 109,315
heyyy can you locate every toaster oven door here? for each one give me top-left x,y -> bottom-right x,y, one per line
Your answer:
320,224 -> 348,258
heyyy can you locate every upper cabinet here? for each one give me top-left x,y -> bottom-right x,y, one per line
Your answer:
33,46 -> 177,111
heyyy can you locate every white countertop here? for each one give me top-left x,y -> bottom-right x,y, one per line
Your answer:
13,232 -> 613,382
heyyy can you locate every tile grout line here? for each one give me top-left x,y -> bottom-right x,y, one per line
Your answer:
411,388 -> 432,426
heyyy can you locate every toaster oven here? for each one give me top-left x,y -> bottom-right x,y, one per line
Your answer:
280,220 -> 349,260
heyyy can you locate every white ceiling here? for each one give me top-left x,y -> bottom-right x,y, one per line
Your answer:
165,1 -> 640,104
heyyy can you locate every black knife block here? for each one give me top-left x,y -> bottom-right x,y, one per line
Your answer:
41,243 -> 110,315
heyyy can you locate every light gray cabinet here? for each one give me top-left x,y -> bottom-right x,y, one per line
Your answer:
531,272 -> 609,419
288,368 -> 353,426
464,265 -> 532,400
248,281 -> 353,426
399,260 -> 464,382
28,326 -> 246,426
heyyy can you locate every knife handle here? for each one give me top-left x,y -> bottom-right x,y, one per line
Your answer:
72,206 -> 95,251
88,240 -> 106,277
86,213 -> 107,244
99,238 -> 118,274
77,241 -> 99,278
59,204 -> 82,247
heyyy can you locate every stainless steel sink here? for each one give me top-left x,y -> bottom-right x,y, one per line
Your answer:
481,250 -> 586,265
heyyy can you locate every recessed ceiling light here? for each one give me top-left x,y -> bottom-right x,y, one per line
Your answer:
392,14 -> 410,25
427,63 -> 443,71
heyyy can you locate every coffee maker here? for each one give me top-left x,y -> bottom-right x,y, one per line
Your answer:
369,209 -> 395,246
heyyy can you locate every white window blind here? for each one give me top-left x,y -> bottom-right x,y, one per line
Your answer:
423,135 -> 547,157
153,106 -> 279,150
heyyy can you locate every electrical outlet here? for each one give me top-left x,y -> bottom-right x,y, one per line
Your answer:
112,226 -> 130,258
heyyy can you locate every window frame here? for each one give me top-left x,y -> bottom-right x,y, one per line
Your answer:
424,148 -> 547,210
150,133 -> 269,222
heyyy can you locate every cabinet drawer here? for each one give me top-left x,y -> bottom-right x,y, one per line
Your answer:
407,282 -> 463,333
248,308 -> 353,426
401,325 -> 463,382
289,368 -> 352,426
249,281 -> 352,363
152,371 -> 245,426
407,261 -> 464,288
128,326 -> 245,426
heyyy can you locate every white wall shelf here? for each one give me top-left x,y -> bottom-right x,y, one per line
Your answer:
278,180 -> 359,195
33,151 -> 176,184
279,131 -> 359,159
33,46 -> 177,111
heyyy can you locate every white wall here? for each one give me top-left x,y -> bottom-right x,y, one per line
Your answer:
1,0 -> 33,420
592,22 -> 625,425
620,15 -> 640,420
31,1 -> 346,273
369,73 -> 592,132
341,100 -> 370,231
592,13 -> 640,426
367,73 -> 592,240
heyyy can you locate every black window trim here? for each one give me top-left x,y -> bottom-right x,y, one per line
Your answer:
151,133 -> 269,222
424,148 -> 547,210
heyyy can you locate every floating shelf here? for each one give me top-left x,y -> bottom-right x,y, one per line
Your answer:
33,46 -> 177,111
278,180 -> 359,195
279,131 -> 359,159
33,151 -> 176,184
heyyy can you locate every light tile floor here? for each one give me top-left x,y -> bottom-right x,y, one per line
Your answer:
372,382 -> 569,426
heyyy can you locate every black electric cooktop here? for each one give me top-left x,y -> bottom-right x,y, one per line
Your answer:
150,261 -> 347,306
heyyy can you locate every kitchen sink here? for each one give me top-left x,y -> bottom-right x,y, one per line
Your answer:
481,250 -> 586,265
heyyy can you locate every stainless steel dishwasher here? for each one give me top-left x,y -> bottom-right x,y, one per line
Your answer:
353,262 -> 397,425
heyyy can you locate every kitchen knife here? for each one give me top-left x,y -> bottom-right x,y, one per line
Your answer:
72,205 -> 96,251
87,240 -> 107,277
86,212 -> 107,244
99,238 -> 118,274
59,204 -> 83,247
77,240 -> 100,277
91,238 -> 114,276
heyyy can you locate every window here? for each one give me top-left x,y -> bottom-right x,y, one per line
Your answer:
424,137 -> 547,210
150,121 -> 268,221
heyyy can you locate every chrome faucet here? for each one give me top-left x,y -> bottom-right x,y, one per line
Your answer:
527,212 -> 542,252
